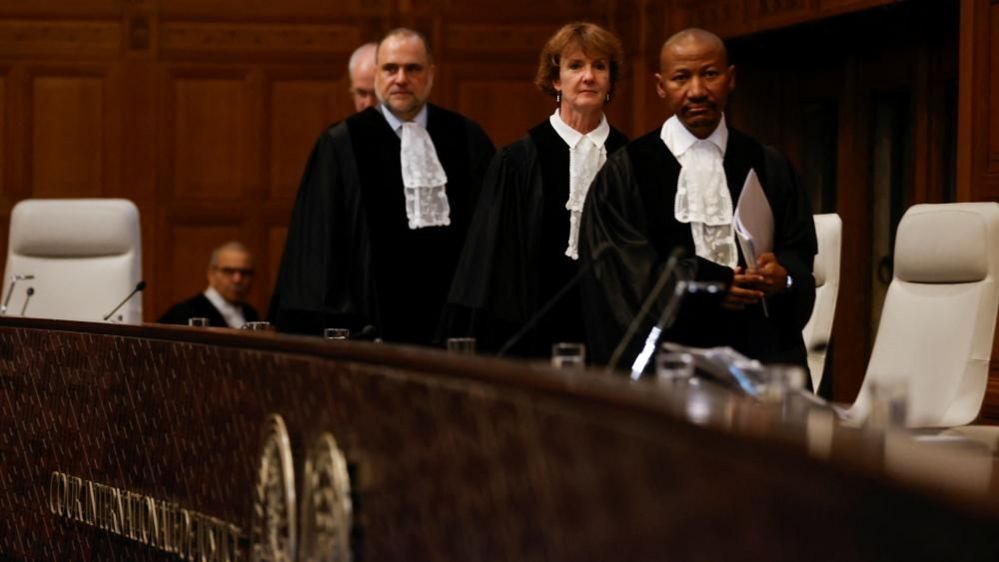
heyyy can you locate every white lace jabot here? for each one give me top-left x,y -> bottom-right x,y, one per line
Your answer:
661,114 -> 737,268
381,104 -> 450,229
549,109 -> 610,260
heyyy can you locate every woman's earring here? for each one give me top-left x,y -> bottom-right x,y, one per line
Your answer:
606,93 -> 611,102
556,92 -> 561,104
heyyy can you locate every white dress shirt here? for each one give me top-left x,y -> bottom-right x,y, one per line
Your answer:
549,109 -> 611,260
203,287 -> 247,329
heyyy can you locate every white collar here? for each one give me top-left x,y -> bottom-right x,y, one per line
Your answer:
661,114 -> 729,159
380,103 -> 429,136
203,287 -> 246,328
549,109 -> 610,149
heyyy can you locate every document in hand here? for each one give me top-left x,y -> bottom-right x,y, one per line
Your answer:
734,169 -> 775,317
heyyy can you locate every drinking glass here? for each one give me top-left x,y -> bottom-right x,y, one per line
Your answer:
324,328 -> 350,340
551,342 -> 586,369
867,377 -> 909,429
241,321 -> 273,331
446,337 -> 476,354
188,317 -> 209,327
655,350 -> 694,382
757,364 -> 806,404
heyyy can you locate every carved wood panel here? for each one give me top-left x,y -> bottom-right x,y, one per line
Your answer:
164,69 -> 252,200
265,73 -> 347,202
30,72 -> 108,197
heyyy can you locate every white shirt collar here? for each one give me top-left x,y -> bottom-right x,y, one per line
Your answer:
661,113 -> 729,159
380,103 -> 429,137
203,287 -> 247,329
549,109 -> 610,149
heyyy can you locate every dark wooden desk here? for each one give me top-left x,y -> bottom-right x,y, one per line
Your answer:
1,317 -> 998,561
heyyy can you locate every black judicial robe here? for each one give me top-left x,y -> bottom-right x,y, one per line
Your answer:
579,127 -> 817,368
444,120 -> 628,356
158,293 -> 259,328
269,104 -> 495,344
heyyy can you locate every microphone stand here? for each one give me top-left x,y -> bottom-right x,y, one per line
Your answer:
2,274 -> 34,316
496,243 -> 611,357
20,287 -> 34,316
103,281 -> 146,322
606,247 -> 685,374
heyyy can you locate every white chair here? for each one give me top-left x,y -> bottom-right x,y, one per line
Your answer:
1,199 -> 142,324
848,202 -> 999,428
802,213 -> 842,391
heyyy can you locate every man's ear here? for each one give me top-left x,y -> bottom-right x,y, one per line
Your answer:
654,73 -> 667,99
727,65 -> 736,92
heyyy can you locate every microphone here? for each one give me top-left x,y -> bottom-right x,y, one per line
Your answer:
606,246 -> 686,373
103,281 -> 146,322
2,274 -> 34,315
20,287 -> 34,316
497,243 -> 612,357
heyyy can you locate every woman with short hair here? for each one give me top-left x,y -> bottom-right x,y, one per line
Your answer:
444,22 -> 628,357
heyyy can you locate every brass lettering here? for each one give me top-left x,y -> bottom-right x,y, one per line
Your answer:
144,497 -> 158,547
84,481 -> 97,525
47,473 -> 242,562
69,476 -> 85,521
49,472 -> 65,515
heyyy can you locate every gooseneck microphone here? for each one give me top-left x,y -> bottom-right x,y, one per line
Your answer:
606,247 -> 686,374
2,274 -> 35,316
496,243 -> 612,357
20,287 -> 34,316
103,281 -> 146,322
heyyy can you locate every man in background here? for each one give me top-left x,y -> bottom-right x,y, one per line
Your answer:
348,42 -> 378,112
159,241 -> 259,328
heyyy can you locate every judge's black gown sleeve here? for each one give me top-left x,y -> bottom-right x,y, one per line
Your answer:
441,138 -> 542,351
268,123 -> 377,335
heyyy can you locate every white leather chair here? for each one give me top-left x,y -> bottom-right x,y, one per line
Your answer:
802,213 -> 842,392
849,202 -> 999,428
1,199 -> 142,324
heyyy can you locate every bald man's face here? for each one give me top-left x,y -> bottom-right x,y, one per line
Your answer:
350,52 -> 377,112
655,37 -> 735,139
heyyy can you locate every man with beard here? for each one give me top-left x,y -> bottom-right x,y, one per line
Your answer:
270,28 -> 495,344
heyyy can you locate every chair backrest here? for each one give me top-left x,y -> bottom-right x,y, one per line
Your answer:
2,199 -> 142,324
850,202 -> 999,428
802,213 -> 842,391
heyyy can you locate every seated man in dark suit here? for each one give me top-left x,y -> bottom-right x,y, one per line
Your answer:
158,241 -> 259,328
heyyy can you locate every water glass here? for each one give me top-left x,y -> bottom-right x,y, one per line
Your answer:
757,364 -> 806,404
241,321 -> 273,331
551,342 -> 586,369
867,378 -> 909,429
188,317 -> 209,327
324,327 -> 350,340
655,350 -> 694,382
446,337 -> 476,354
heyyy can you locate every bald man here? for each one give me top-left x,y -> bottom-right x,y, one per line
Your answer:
578,28 -> 816,371
158,241 -> 260,328
348,42 -> 378,112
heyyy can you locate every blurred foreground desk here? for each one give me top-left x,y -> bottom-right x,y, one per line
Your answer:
1,317 -> 999,561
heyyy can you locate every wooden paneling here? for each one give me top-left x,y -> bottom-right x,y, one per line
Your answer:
0,20 -> 119,59
452,66 -> 551,148
266,75 -> 345,201
30,73 -> 105,197
167,71 -> 251,200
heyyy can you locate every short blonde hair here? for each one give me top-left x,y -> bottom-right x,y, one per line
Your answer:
535,22 -> 624,99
